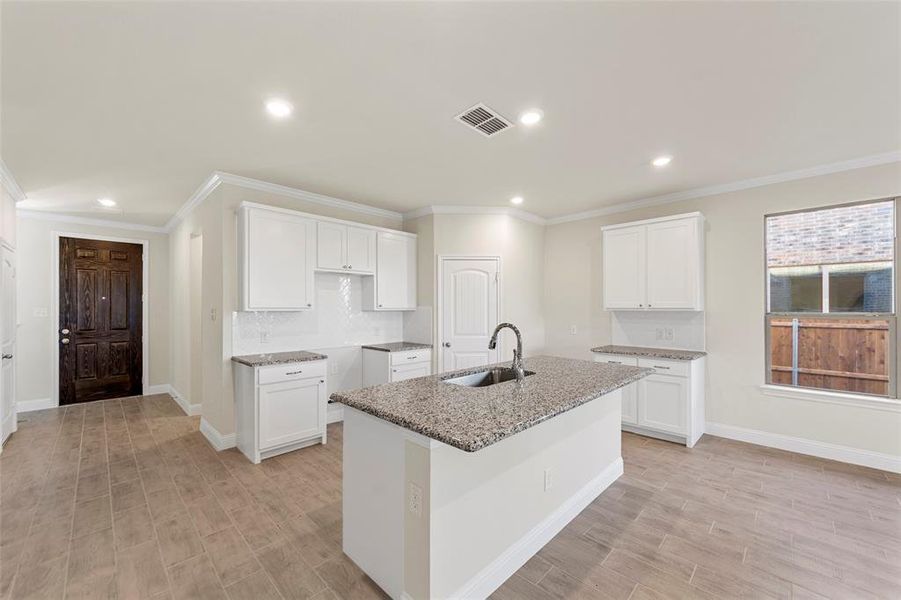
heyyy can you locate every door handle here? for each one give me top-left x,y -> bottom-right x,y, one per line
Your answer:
61,328 -> 70,335
60,338 -> 70,344
443,342 -> 451,348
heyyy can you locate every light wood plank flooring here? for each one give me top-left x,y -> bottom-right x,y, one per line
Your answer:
1,393 -> 899,599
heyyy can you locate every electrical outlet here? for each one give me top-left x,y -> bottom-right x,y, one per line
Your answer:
329,361 -> 339,375
408,483 -> 423,517
210,308 -> 217,322
665,328 -> 675,341
544,468 -> 553,492
655,328 -> 664,341
260,331 -> 270,344
569,325 -> 577,335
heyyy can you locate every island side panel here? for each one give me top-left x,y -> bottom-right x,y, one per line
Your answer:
428,389 -> 623,599
342,407 -> 405,599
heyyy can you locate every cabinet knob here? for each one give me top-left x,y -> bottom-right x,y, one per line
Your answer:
1,354 -> 12,360
306,303 -> 312,307
348,265 -> 352,269
378,304 -> 383,308
443,342 -> 451,348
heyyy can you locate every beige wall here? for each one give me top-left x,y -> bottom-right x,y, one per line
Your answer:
16,215 -> 170,404
543,162 -> 901,456
427,213 -> 547,360
169,183 -> 403,434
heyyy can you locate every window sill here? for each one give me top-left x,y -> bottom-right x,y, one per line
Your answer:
759,384 -> 901,413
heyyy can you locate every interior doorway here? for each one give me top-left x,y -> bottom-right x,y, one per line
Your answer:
58,236 -> 144,404
437,256 -> 501,372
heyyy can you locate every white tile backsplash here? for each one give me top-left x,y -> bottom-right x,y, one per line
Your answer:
611,311 -> 705,351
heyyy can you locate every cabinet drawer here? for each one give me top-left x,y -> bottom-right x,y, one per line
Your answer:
258,360 -> 327,385
592,354 -> 639,367
390,349 -> 431,366
637,357 -> 689,377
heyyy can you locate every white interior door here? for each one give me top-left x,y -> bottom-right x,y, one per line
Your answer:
1,247 -> 16,446
440,258 -> 499,372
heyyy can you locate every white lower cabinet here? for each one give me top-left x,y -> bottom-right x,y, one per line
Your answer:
593,352 -> 705,447
362,348 -> 432,386
234,359 -> 327,463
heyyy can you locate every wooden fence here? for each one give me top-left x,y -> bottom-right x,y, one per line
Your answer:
769,318 -> 890,396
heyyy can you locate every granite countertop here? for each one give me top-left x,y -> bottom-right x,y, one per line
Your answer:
361,342 -> 433,353
231,350 -> 328,367
330,355 -> 651,452
590,345 -> 707,361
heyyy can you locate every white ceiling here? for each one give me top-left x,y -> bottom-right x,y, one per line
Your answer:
3,1 -> 899,227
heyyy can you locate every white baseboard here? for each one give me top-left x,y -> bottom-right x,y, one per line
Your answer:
162,385 -> 201,417
144,384 -> 170,395
705,422 -> 901,474
16,398 -> 56,413
327,404 -> 344,424
450,457 -> 624,600
200,417 -> 237,451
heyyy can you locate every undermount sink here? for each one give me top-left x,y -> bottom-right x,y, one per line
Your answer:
442,367 -> 535,387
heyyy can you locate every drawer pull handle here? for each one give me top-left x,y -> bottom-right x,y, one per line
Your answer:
407,356 -> 418,360
653,365 -> 670,370
608,360 -> 621,364
285,370 -> 303,375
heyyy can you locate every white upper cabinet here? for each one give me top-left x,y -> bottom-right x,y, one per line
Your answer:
365,231 -> 416,311
603,226 -> 647,309
602,213 -> 704,311
316,223 -> 376,274
239,206 -> 316,311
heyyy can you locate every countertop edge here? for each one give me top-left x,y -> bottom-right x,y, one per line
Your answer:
590,345 -> 707,361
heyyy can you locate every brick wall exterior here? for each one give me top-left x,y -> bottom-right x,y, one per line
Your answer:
766,200 -> 894,267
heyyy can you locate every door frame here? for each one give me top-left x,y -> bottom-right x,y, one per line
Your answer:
435,255 -> 502,372
50,231 -> 150,408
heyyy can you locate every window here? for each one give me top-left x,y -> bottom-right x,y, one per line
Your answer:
765,199 -> 896,398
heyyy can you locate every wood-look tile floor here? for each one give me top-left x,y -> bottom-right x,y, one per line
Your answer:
0,394 -> 898,599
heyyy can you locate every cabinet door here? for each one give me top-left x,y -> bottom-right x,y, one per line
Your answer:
603,226 -> 646,309
246,210 -> 315,310
258,377 -> 324,450
646,218 -> 699,309
375,232 -> 416,310
346,226 -> 376,273
592,354 -> 638,425
390,362 -> 431,382
638,374 -> 687,434
317,222 -> 347,270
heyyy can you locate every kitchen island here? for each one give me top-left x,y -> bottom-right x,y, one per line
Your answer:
330,355 -> 651,600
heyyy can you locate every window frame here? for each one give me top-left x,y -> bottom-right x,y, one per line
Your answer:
763,197 -> 898,400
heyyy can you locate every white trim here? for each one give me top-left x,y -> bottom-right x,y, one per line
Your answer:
50,231 -> 151,408
0,158 -> 26,203
706,422 -> 901,474
152,384 -> 201,416
144,384 -> 170,395
164,171 -> 222,232
600,211 -> 704,231
326,404 -> 344,424
17,209 -> 168,234
404,205 -> 547,226
449,457 -> 624,600
435,255 -> 503,372
547,151 -> 901,225
16,398 -> 55,413
200,417 -> 237,451
759,384 -> 901,413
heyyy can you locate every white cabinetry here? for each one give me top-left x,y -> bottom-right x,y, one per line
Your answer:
233,359 -> 327,463
593,353 -> 705,447
364,232 -> 417,311
239,206 -> 315,311
602,213 -> 704,310
362,348 -> 432,386
317,222 -> 376,274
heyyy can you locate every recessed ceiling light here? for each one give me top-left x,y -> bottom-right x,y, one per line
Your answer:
519,110 -> 543,126
265,98 -> 293,119
510,196 -> 524,205
97,197 -> 116,207
652,155 -> 673,167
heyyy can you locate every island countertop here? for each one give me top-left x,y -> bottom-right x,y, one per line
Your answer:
330,355 -> 651,452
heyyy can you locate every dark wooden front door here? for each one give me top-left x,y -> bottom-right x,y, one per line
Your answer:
59,237 -> 143,405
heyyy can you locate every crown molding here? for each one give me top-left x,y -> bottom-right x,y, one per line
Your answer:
404,205 -> 547,225
546,151 -> 901,225
164,171 -> 222,232
16,209 -> 168,234
0,158 -> 27,203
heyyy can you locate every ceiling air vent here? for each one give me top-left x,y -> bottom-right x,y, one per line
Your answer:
454,103 -> 514,137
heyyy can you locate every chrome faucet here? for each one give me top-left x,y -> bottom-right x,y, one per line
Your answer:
488,322 -> 525,382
